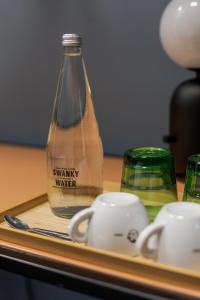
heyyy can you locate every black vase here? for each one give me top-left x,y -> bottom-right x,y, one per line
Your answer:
164,71 -> 200,177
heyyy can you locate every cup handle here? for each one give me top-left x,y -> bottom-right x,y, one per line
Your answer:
68,207 -> 94,243
136,223 -> 165,259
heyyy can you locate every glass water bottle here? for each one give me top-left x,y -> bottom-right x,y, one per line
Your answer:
47,34 -> 103,218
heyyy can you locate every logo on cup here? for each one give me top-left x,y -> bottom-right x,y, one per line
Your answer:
127,229 -> 139,243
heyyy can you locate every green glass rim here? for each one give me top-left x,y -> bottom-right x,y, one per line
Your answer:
123,146 -> 174,168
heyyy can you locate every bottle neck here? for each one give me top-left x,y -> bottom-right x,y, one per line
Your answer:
64,46 -> 82,56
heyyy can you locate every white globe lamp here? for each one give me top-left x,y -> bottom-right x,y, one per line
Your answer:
160,0 -> 200,69
159,0 -> 200,176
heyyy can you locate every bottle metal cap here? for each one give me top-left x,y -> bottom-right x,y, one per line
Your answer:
62,33 -> 82,46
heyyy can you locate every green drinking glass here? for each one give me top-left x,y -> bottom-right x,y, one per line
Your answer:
183,154 -> 200,202
120,147 -> 177,222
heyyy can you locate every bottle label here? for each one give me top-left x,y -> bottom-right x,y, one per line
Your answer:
53,167 -> 79,189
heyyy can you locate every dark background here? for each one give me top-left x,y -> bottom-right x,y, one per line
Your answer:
0,0 -> 191,156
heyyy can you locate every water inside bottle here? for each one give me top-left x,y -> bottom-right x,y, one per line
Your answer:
48,183 -> 102,218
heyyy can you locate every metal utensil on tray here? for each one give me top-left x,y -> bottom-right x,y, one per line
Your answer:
4,215 -> 71,241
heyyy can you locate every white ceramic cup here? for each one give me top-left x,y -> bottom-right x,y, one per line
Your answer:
68,192 -> 149,255
136,202 -> 200,271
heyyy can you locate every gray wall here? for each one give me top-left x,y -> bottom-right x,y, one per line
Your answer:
0,0 -> 190,155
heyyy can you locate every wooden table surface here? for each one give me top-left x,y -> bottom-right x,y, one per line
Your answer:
0,144 -> 123,212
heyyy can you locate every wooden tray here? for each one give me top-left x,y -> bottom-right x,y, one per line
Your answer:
0,181 -> 199,299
